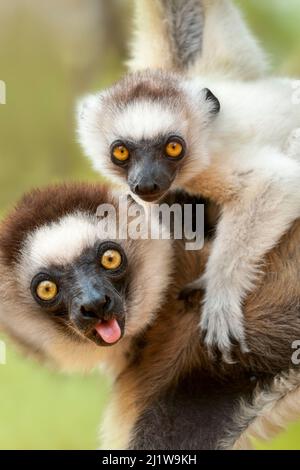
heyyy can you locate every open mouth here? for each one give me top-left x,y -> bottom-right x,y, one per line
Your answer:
95,318 -> 122,344
88,316 -> 125,347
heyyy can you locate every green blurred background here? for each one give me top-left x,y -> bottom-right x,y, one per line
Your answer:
0,0 -> 300,450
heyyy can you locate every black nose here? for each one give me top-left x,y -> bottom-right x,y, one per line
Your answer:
134,181 -> 160,196
79,293 -> 111,322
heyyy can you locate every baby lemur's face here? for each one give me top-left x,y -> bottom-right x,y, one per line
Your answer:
0,184 -> 172,369
77,70 -> 220,204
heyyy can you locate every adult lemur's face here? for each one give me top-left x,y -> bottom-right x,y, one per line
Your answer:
28,233 -> 128,348
0,184 -> 172,368
77,70 -> 220,204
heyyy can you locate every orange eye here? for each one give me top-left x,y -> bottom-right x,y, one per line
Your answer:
36,280 -> 58,301
101,249 -> 122,270
112,144 -> 130,162
165,141 -> 183,158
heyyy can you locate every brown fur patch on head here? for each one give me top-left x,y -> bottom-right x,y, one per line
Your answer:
106,69 -> 182,108
0,182 -> 113,267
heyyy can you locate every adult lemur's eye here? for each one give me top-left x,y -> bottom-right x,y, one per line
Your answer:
101,249 -> 122,270
112,144 -> 130,162
165,138 -> 185,159
36,280 -> 58,301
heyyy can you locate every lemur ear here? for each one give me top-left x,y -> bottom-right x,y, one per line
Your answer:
203,88 -> 221,116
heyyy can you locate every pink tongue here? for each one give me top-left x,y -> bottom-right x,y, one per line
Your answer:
95,318 -> 121,344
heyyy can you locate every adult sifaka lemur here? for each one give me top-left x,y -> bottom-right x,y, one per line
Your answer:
0,183 -> 300,449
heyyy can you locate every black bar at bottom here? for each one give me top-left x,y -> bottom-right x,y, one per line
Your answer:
0,450 -> 297,466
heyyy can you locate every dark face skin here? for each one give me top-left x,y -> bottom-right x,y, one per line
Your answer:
30,241 -> 129,347
110,135 -> 186,202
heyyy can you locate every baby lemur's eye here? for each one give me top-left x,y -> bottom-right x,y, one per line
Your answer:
36,280 -> 58,302
101,249 -> 122,271
165,137 -> 185,159
111,143 -> 130,163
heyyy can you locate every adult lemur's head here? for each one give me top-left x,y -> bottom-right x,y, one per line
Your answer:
0,183 -> 172,369
77,70 -> 220,203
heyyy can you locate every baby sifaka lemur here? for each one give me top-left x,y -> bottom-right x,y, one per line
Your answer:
77,67 -> 300,360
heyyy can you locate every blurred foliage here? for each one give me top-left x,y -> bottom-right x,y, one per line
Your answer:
0,342 -> 109,450
0,0 -> 300,450
236,0 -> 300,75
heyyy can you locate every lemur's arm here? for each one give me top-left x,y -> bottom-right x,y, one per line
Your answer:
199,148 -> 300,359
128,0 -> 269,79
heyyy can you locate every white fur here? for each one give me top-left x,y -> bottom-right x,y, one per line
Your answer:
112,100 -> 187,143
286,128 -> 300,160
22,209 -> 132,276
77,82 -> 219,186
179,77 -> 300,356
190,0 -> 269,79
76,93 -> 110,179
22,213 -> 99,276
230,371 -> 300,450
201,150 -> 300,355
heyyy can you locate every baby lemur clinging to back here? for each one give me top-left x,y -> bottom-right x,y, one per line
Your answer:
77,6 -> 300,359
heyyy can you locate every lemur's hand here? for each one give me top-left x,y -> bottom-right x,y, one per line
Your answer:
200,287 -> 249,363
180,276 -> 249,362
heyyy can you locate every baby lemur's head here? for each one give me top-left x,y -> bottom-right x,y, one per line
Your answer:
0,183 -> 172,370
77,70 -> 220,203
